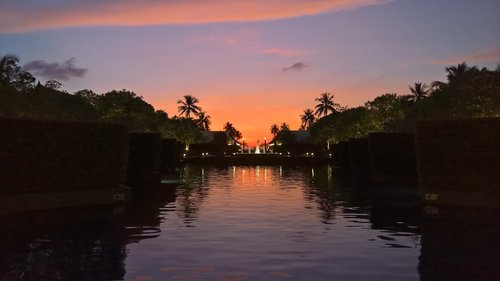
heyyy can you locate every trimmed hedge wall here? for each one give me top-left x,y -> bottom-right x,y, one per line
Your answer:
368,132 -> 418,187
416,118 -> 500,207
348,138 -> 371,172
160,138 -> 181,172
416,118 -> 500,192
0,118 -> 128,194
332,141 -> 350,167
127,132 -> 162,185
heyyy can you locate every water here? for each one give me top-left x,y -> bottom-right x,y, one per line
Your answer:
1,165 -> 499,281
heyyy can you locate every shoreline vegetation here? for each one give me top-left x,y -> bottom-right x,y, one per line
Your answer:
1,54 -> 499,210
1,54 -> 499,150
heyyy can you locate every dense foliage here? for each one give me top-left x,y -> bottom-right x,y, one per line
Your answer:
2,54 -> 498,149
0,54 -> 211,146
309,63 -> 500,145
0,119 -> 129,193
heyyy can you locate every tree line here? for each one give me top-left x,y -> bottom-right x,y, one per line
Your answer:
0,54 -> 247,147
269,62 -> 500,146
2,54 -> 498,148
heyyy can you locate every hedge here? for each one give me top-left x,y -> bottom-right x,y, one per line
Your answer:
332,141 -> 350,167
368,132 -> 417,186
127,132 -> 161,185
348,138 -> 371,172
0,118 -> 128,194
160,138 -> 181,172
416,118 -> 500,194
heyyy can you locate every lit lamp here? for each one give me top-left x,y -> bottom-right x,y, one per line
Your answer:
264,137 -> 267,153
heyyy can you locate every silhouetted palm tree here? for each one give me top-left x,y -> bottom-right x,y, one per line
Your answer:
223,122 -> 234,132
196,111 -> 211,131
224,122 -> 242,141
446,62 -> 471,83
300,108 -> 316,130
432,62 -> 479,90
408,82 -> 429,102
315,92 -> 340,117
280,122 -> 290,131
270,124 -> 280,137
177,95 -> 201,118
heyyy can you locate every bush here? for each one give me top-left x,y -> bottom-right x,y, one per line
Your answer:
127,132 -> 161,185
160,138 -> 181,172
416,118 -> 500,193
368,132 -> 417,185
0,118 -> 128,193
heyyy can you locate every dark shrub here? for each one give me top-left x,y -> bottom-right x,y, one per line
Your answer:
127,132 -> 161,185
0,118 -> 128,194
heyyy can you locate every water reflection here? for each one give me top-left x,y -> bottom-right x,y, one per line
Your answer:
419,209 -> 500,281
1,165 -> 499,280
0,208 -> 128,281
0,185 -> 176,281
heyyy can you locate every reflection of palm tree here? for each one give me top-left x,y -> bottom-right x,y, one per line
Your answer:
270,124 -> 280,137
196,111 -> 211,131
177,166 -> 210,226
300,108 -> 316,130
177,95 -> 201,119
408,82 -> 429,102
315,92 -> 340,117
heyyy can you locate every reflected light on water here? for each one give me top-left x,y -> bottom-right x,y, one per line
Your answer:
3,165 -> 497,281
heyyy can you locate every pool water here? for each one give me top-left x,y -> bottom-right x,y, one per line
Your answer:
1,165 -> 498,281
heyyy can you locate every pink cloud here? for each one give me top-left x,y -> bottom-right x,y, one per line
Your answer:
0,0 -> 394,33
431,47 -> 500,65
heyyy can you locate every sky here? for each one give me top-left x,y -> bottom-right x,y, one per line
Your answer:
1,0 -> 499,145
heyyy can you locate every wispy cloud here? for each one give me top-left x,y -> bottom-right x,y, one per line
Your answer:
258,48 -> 302,57
282,62 -> 310,72
23,58 -> 88,81
0,0 -> 394,33
431,47 -> 500,65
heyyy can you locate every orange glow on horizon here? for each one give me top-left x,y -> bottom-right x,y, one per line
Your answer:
148,82 -> 406,146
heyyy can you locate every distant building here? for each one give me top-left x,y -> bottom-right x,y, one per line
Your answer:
270,130 -> 323,155
189,131 -> 239,156
200,131 -> 227,144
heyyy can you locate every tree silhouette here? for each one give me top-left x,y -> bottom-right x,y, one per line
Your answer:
408,82 -> 429,102
280,122 -> 290,131
177,95 -> 201,119
74,89 -> 99,106
446,62 -> 473,84
98,90 -> 157,130
45,80 -> 63,90
223,122 -> 242,141
0,54 -> 35,91
196,111 -> 211,131
432,62 -> 480,90
270,124 -> 280,137
315,92 -> 340,117
300,108 -> 316,130
0,54 -> 19,85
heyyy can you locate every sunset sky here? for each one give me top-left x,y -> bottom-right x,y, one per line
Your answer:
1,0 -> 499,145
